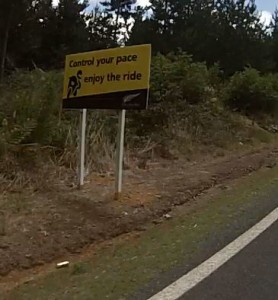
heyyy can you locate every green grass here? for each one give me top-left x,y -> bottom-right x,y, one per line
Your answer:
4,166 -> 278,300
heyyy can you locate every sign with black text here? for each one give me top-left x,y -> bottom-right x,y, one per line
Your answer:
63,44 -> 151,110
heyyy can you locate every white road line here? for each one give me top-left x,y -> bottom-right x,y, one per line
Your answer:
148,207 -> 278,300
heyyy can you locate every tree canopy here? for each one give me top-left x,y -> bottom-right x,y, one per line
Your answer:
0,0 -> 277,79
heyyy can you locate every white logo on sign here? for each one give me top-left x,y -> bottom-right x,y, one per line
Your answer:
123,93 -> 141,104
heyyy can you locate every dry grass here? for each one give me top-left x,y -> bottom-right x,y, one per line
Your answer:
0,70 -> 277,194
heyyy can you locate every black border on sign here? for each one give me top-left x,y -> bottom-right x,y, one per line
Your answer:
63,89 -> 149,110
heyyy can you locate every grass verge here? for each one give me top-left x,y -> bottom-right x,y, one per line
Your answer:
3,166 -> 278,300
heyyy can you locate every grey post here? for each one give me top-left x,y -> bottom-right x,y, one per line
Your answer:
78,108 -> 87,188
115,109 -> 126,198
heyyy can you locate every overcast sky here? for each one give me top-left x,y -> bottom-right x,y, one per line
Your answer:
256,0 -> 276,12
256,0 -> 276,25
52,0 -> 276,25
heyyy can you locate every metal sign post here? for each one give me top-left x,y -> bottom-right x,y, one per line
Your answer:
115,109 -> 126,199
78,108 -> 87,188
62,44 -> 151,194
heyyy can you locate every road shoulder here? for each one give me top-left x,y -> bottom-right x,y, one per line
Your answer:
3,166 -> 278,300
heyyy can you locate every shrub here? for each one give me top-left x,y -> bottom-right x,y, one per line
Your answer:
0,69 -> 63,149
126,52 -> 213,144
224,68 -> 278,116
0,70 -> 116,171
151,52 -> 211,105
0,54 -> 276,176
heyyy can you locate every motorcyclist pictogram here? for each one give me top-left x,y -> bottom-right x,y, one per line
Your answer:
67,70 -> 83,98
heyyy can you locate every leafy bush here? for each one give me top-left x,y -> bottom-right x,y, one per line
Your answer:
0,54 -> 277,174
151,52 -> 211,105
224,68 -> 278,116
0,70 -> 116,171
126,52 -> 214,144
0,70 -> 63,148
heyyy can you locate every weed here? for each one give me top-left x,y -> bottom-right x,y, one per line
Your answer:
71,262 -> 90,276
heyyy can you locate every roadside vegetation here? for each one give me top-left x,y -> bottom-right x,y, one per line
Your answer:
5,165 -> 278,300
0,0 -> 278,285
0,1 -> 278,190
0,53 -> 278,190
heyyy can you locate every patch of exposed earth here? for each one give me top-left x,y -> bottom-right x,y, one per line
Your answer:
0,144 -> 277,277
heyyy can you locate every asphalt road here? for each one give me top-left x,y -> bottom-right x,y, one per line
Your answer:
181,219 -> 278,300
132,182 -> 278,300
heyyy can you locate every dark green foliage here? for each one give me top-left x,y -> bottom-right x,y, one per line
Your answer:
129,0 -> 270,75
0,70 -> 63,152
126,52 -> 240,148
151,53 -> 212,106
0,0 -> 116,72
0,0 -> 278,76
224,68 -> 278,116
100,0 -> 137,44
86,7 -> 117,49
271,9 -> 278,72
0,51 -> 277,164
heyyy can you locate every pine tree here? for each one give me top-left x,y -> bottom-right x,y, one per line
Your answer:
86,6 -> 116,49
34,0 -> 90,68
212,0 -> 267,74
0,0 -> 29,80
10,0 -> 56,68
271,9 -> 278,71
100,0 -> 137,42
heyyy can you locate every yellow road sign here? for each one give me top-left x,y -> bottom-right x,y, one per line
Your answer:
63,44 -> 151,110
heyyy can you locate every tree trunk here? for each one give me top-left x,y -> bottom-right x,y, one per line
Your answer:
114,0 -> 121,43
0,8 -> 12,83
114,10 -> 120,42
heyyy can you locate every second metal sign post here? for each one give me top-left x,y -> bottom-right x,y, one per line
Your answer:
62,44 -> 152,197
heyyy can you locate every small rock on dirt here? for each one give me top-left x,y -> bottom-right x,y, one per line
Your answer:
219,185 -> 229,190
153,219 -> 163,225
163,213 -> 172,220
266,162 -> 276,169
24,277 -> 34,284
